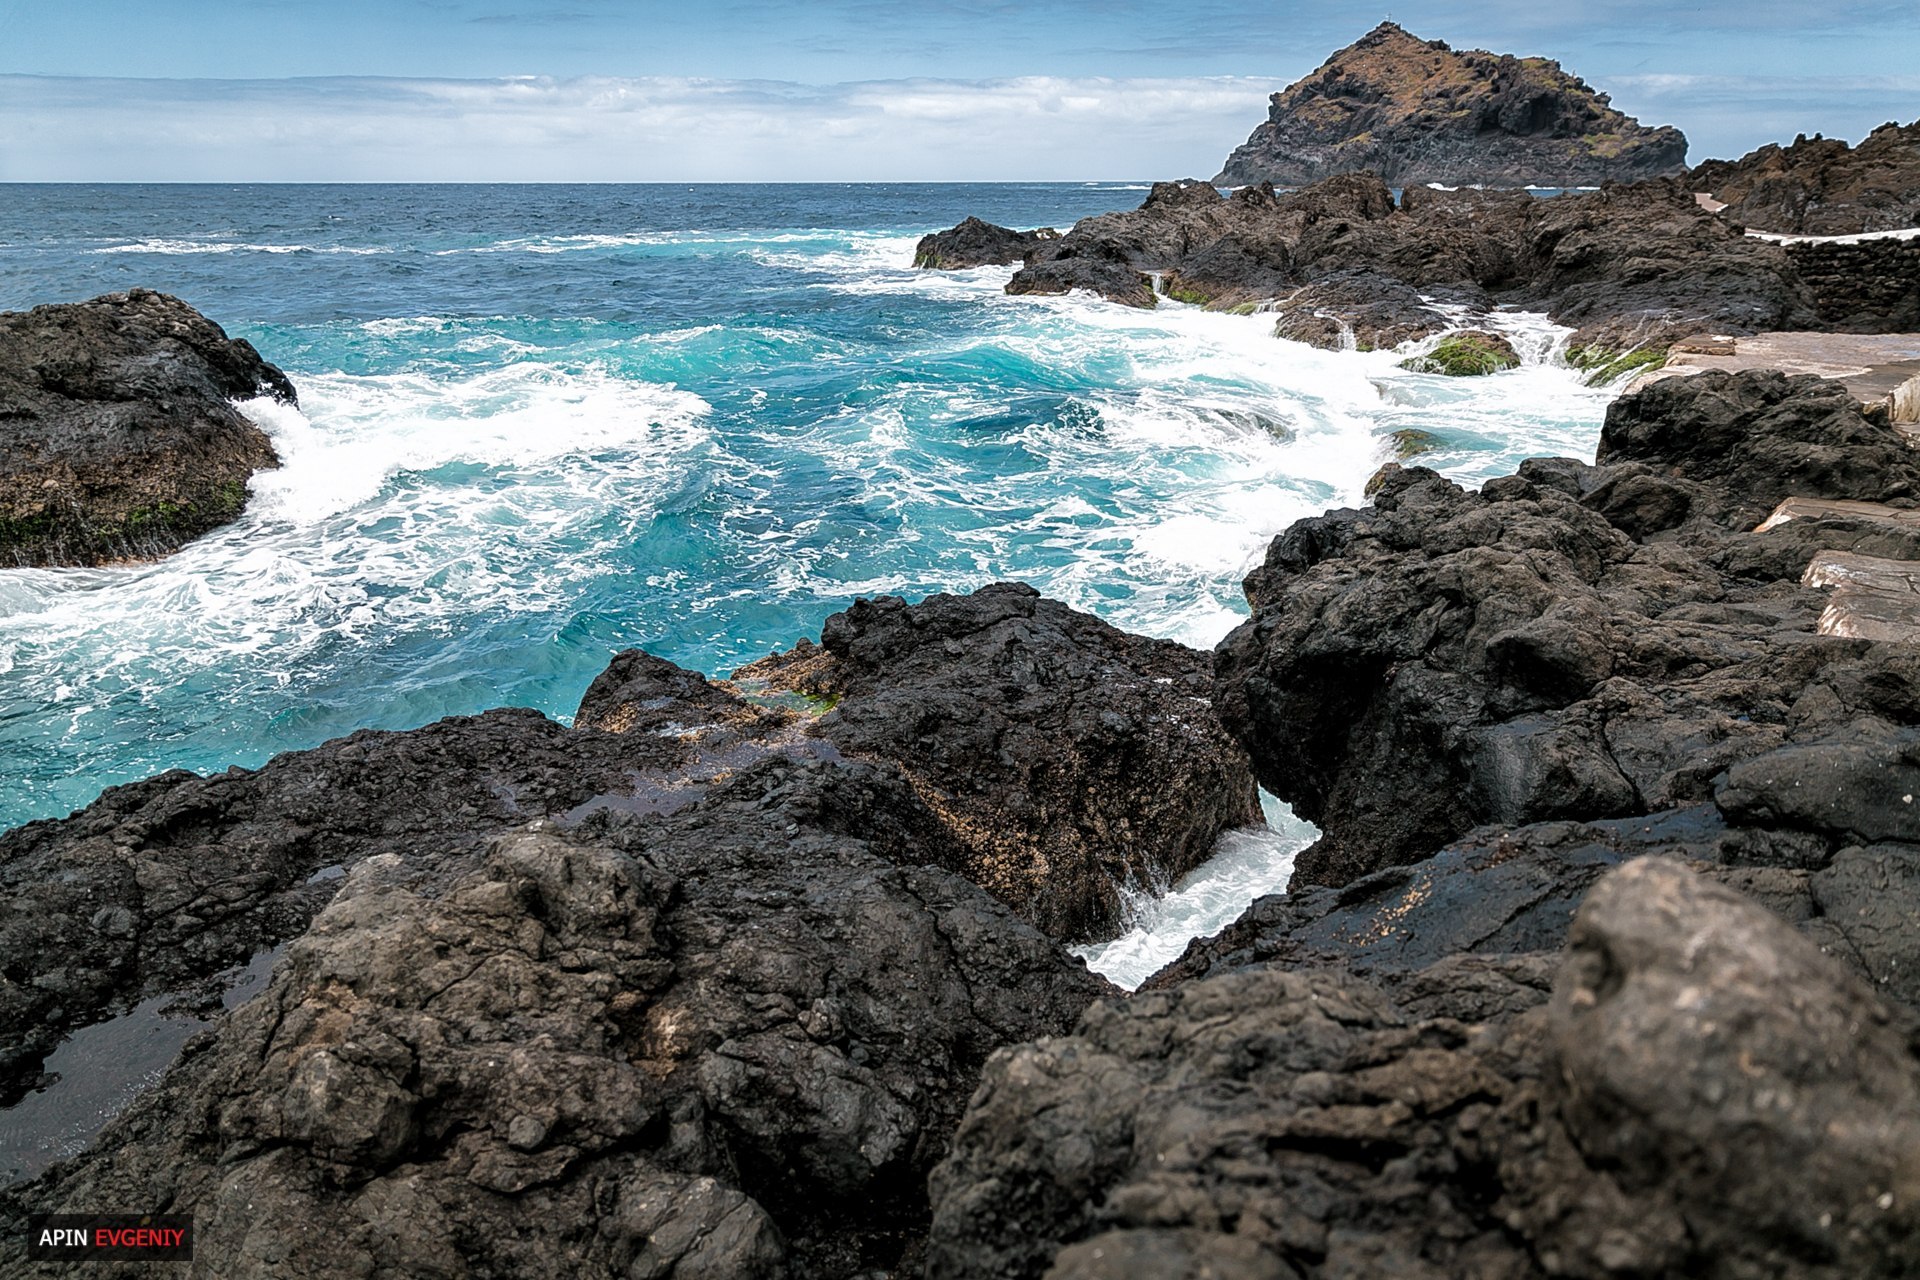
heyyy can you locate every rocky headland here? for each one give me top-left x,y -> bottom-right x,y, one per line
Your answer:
1215,22 -> 1688,190
0,290 -> 293,567
1693,119 -> 1920,236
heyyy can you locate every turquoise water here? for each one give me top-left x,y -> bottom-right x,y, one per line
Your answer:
0,184 -> 1615,835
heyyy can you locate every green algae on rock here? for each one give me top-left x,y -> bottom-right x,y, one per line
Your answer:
1400,329 -> 1520,376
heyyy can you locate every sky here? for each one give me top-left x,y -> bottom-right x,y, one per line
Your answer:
0,1 -> 1914,181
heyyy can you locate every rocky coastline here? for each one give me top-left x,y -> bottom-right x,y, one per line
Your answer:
1692,119 -> 1920,236
10,87 -> 1920,1269
5,265 -> 1920,1278
922,173 -> 1836,369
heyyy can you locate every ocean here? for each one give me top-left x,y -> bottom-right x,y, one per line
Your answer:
0,182 -> 1615,985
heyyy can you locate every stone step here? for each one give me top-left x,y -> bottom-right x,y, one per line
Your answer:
1818,590 -> 1920,643
1801,549 -> 1920,642
1757,496 -> 1920,533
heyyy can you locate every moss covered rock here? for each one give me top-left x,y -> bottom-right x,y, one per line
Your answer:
1570,344 -> 1668,387
1400,330 -> 1521,376
1389,428 -> 1447,459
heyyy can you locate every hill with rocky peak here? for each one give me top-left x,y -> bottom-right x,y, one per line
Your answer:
1216,21 -> 1688,189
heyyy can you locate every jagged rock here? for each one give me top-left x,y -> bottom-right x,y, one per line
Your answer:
914,216 -> 1057,269
926,858 -> 1920,1278
3,585 -> 1219,1111
976,170 -> 1815,349
1526,858 -> 1920,1278
1215,22 -> 1687,189
1693,119 -> 1920,234
1143,804 -> 1809,988
1214,371 -> 1920,889
0,807 -> 1106,1277
1005,181 -> 1285,307
1269,270 -> 1456,350
0,618 -> 1141,1275
1598,369 -> 1920,528
1514,179 -> 1821,351
0,289 -> 293,566
733,583 -> 1263,942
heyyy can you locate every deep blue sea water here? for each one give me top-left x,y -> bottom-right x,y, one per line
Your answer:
0,183 -> 1616,977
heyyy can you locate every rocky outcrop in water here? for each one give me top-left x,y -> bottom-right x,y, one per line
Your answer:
734,583 -> 1262,942
934,173 -> 1818,357
0,289 -> 293,567
1215,22 -> 1687,189
913,217 -> 1058,268
1693,119 -> 1920,235
1214,370 -> 1920,890
928,857 -> 1920,1278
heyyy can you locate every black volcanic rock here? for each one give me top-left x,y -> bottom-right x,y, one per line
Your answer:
0,289 -> 293,567
914,216 -> 1058,269
979,171 -> 1816,353
733,582 -> 1263,942
1216,22 -> 1688,189
1693,119 -> 1920,235
927,857 -> 1920,1279
0,807 -> 1106,1278
1268,269 -> 1460,350
0,602 -> 1156,1275
1213,371 -> 1920,889
3,584 -> 1230,1114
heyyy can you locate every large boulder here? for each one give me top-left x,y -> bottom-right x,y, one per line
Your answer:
1214,21 -> 1688,189
0,289 -> 293,566
914,216 -> 1058,269
733,583 -> 1263,942
925,858 -> 1920,1278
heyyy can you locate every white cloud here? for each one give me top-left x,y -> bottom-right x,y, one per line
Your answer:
0,73 -> 1292,181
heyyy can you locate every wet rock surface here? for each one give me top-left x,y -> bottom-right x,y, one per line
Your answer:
927,857 -> 1920,1279
1693,119 -> 1920,235
734,583 -> 1263,942
1267,270 -> 1458,350
0,289 -> 293,566
1215,22 -> 1687,189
